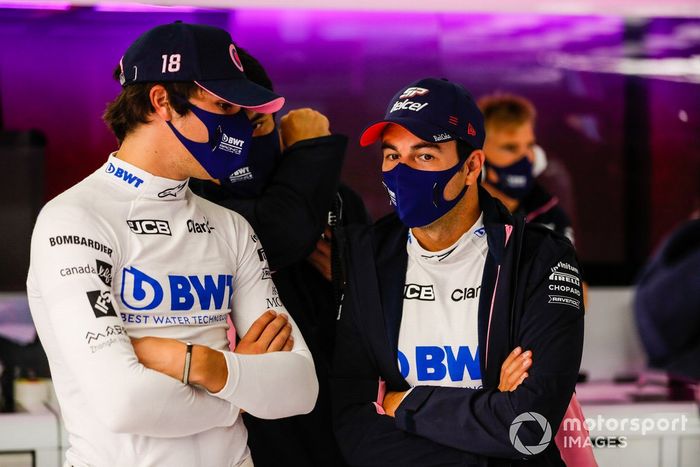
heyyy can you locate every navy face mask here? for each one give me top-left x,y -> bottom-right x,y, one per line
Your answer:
221,125 -> 282,199
166,101 -> 254,180
484,156 -> 534,200
382,159 -> 469,228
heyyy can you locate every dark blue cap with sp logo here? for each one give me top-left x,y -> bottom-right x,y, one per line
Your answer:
119,21 -> 284,114
360,77 -> 485,149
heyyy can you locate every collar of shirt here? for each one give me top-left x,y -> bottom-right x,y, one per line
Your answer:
406,213 -> 487,266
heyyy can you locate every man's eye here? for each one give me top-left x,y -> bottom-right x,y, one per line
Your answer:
385,153 -> 399,161
217,102 -> 233,112
418,154 -> 435,161
252,121 -> 263,130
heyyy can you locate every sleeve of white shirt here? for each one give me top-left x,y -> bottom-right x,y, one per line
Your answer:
210,215 -> 319,419
27,204 -> 238,437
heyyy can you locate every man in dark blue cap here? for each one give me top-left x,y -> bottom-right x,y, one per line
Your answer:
331,78 -> 589,465
28,22 -> 319,467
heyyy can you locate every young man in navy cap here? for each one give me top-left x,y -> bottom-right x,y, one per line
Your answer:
27,22 -> 317,467
331,78 -> 587,465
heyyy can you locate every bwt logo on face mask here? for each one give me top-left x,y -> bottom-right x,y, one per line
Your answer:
120,266 -> 233,311
219,133 -> 245,155
106,163 -> 144,188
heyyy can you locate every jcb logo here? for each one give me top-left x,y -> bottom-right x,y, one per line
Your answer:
399,87 -> 429,99
403,284 -> 435,301
127,219 -> 172,236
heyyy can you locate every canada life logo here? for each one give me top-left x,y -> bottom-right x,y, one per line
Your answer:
399,87 -> 429,99
230,44 -> 244,72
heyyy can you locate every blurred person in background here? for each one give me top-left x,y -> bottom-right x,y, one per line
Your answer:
478,93 -> 575,245
27,22 -> 318,467
191,48 -> 369,467
635,217 -> 700,396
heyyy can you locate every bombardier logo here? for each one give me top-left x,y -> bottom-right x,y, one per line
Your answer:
127,219 -> 172,236
86,290 -> 117,318
399,87 -> 429,99
106,162 -> 144,188
390,100 -> 429,113
219,134 -> 245,155
404,284 -> 435,301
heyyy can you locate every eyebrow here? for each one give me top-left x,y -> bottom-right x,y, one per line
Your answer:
381,141 -> 442,152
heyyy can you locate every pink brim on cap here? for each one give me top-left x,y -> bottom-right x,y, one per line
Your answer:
359,121 -> 391,147
195,81 -> 285,114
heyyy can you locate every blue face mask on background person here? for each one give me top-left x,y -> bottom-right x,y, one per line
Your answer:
166,101 -> 254,180
382,159 -> 469,228
484,156 -> 534,200
221,125 -> 283,198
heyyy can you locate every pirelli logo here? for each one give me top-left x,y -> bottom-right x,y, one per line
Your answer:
548,271 -> 580,287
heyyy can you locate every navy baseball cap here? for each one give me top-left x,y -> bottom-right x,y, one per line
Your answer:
360,78 -> 484,150
119,22 -> 284,114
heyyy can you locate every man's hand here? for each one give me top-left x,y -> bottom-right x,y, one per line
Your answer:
235,310 -> 294,355
382,391 -> 407,417
307,227 -> 332,282
498,347 -> 532,392
280,108 -> 330,149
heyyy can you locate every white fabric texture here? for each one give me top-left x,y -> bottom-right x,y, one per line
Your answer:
28,155 -> 317,467
398,214 -> 487,389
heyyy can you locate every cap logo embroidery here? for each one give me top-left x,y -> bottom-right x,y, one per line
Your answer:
467,123 -> 477,136
399,87 -> 429,99
230,44 -> 244,72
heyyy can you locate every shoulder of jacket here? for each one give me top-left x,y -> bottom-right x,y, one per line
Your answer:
521,222 -> 576,267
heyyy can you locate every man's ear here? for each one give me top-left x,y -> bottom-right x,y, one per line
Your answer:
150,85 -> 172,122
465,149 -> 485,186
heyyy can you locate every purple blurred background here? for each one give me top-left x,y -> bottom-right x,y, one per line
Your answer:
0,6 -> 698,284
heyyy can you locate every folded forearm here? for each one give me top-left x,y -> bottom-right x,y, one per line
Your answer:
211,350 -> 319,419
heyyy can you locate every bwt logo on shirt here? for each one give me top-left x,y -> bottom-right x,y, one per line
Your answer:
120,266 -> 233,311
106,163 -> 144,188
398,346 -> 481,382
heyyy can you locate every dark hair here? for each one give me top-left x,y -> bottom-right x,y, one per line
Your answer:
237,47 -> 274,92
477,92 -> 536,129
102,65 -> 198,143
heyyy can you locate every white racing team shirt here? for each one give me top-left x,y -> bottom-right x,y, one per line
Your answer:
398,215 -> 487,389
27,155 -> 318,467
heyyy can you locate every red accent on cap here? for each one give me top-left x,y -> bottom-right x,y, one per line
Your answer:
467,123 -> 476,136
359,122 -> 391,147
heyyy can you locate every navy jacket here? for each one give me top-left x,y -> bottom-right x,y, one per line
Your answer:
331,186 -> 584,466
